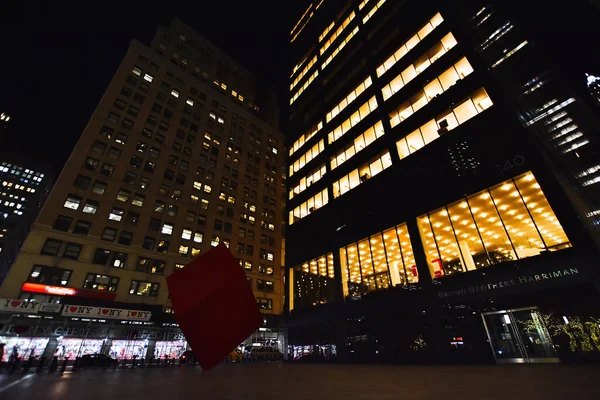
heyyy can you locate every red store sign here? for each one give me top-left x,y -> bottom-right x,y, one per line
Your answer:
21,283 -> 116,301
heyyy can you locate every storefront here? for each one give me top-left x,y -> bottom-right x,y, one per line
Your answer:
0,301 -> 186,361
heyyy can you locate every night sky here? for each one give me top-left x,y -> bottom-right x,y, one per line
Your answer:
1,0 -> 600,176
0,0 -> 304,174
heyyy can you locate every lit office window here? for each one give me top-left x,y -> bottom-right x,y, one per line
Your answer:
289,188 -> 329,225
63,194 -> 81,210
362,0 -> 386,24
322,26 -> 360,70
340,222 -> 417,299
327,77 -> 372,123
161,223 -> 173,235
330,121 -> 385,170
395,88 -> 493,159
289,139 -> 325,177
290,70 -> 319,105
417,171 -> 571,278
328,96 -> 378,144
332,151 -> 392,198
320,12 -> 355,56
319,21 -> 335,42
292,253 -> 336,309
384,56 -> 472,102
289,122 -> 323,157
376,13 -> 445,77
358,0 -> 372,10
289,164 -> 327,200
490,41 -> 528,68
181,229 -> 192,240
290,55 -> 317,92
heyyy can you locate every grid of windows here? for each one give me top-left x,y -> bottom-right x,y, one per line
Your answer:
322,26 -> 360,70
330,121 -> 385,170
326,77 -> 372,123
289,164 -> 327,200
289,188 -> 329,225
376,12 -> 445,77
395,88 -> 493,159
328,97 -> 378,144
289,140 -> 325,177
289,122 -> 323,157
332,152 -> 392,199
320,12 -> 355,56
290,56 -> 317,92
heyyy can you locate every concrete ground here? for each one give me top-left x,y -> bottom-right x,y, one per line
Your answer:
1,363 -> 600,399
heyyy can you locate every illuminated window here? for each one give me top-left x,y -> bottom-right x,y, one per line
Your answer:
181,229 -> 192,240
290,69 -> 319,105
321,26 -> 359,70
161,223 -> 173,235
358,0 -> 371,10
332,151 -> 392,199
82,200 -> 99,214
386,57 -> 474,120
108,207 -> 124,222
491,41 -> 528,68
63,194 -> 81,210
292,253 -> 335,310
376,13 -> 445,77
290,55 -> 317,92
179,245 -> 189,256
327,77 -> 372,122
330,121 -> 385,170
417,171 -> 571,278
328,96 -> 378,144
289,122 -> 323,157
289,164 -> 327,200
289,139 -> 325,177
395,88 -> 493,159
340,222 -> 417,299
143,73 -> 153,83
289,188 -> 329,225
186,98 -> 194,106
362,0 -> 386,24
194,231 -> 203,243
129,280 -> 159,297
132,66 -> 142,76
171,89 -> 180,98
320,12 -> 355,56
84,274 -> 119,292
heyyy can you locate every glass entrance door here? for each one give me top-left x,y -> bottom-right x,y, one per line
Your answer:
482,307 -> 559,363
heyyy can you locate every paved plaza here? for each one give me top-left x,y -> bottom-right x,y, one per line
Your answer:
1,363 -> 600,399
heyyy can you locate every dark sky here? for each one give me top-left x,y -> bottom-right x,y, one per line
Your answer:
1,0 -> 600,175
0,0 -> 305,174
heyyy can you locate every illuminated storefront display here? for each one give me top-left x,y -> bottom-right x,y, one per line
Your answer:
340,222 -> 417,298
418,171 -> 571,278
57,338 -> 104,359
0,336 -> 49,362
109,340 -> 148,359
154,340 -> 187,359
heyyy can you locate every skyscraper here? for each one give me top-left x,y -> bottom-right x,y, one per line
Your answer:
0,18 -> 285,361
286,0 -> 600,363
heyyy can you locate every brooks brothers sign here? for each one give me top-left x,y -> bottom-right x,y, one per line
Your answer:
437,267 -> 580,299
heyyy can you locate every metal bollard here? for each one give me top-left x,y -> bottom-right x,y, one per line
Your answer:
48,356 -> 58,373
60,357 -> 69,373
36,356 -> 46,373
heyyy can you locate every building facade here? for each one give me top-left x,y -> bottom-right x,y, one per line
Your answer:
286,0 -> 600,363
0,19 -> 286,362
0,161 -> 51,283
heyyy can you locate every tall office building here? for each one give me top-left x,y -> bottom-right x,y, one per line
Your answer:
0,19 -> 285,362
286,0 -> 600,363
0,161 -> 51,283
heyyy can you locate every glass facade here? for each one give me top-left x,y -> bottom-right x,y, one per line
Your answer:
340,222 -> 417,299
292,253 -> 336,309
417,171 -> 571,277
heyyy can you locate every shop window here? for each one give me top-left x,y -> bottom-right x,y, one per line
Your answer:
84,274 -> 119,292
417,171 -> 571,278
28,265 -> 71,286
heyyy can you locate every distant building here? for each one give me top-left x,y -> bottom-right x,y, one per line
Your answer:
0,161 -> 51,282
0,19 -> 285,362
285,0 -> 600,364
